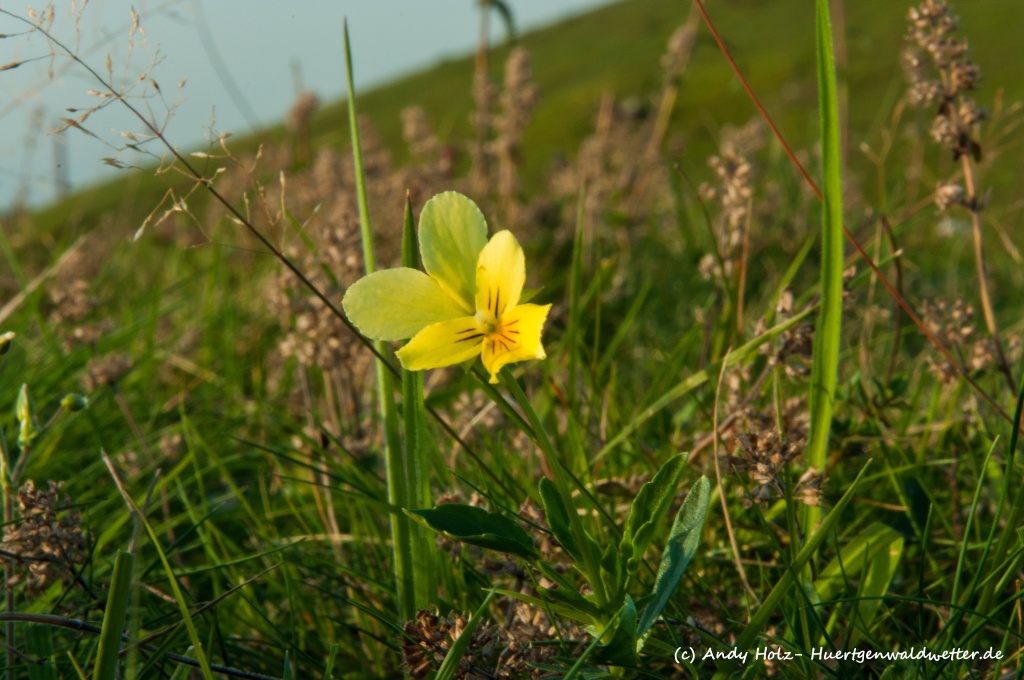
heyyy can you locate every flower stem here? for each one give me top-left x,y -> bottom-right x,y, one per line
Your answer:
500,371 -> 607,607
402,197 -> 435,610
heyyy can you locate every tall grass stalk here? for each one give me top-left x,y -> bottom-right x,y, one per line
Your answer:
976,374 -> 1024,615
92,550 -> 134,680
804,0 -> 845,536
343,22 -> 415,621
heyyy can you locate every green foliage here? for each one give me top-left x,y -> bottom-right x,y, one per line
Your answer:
24,625 -> 57,680
92,550 -> 134,680
814,522 -> 904,645
2,0 -> 1023,677
805,0 -> 845,534
618,454 -> 687,578
538,477 -> 581,560
407,504 -> 539,560
435,588 -> 497,680
636,475 -> 711,642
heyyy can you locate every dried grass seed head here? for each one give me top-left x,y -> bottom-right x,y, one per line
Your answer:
1,480 -> 88,595
82,353 -> 133,391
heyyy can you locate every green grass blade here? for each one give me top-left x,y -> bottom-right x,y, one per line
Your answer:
92,550 -> 135,680
24,624 -> 57,680
435,588 -> 497,680
567,184 -> 586,409
138,516 -> 215,680
322,644 -> 338,680
563,604 -> 626,680
343,21 -> 414,621
595,306 -> 814,464
710,460 -> 871,680
167,647 -> 194,680
814,522 -> 904,644
804,0 -> 845,534
344,21 -> 376,275
978,372 -> 1024,615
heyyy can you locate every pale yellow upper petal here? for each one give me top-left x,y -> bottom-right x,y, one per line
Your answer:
418,192 -> 488,313
396,315 -> 486,372
342,268 -> 468,341
480,303 -> 552,383
475,230 -> 525,321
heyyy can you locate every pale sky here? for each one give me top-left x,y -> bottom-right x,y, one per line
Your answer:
0,0 -> 614,211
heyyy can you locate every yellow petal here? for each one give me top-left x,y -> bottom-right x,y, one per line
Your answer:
480,303 -> 552,383
343,268 -> 468,341
418,192 -> 488,313
475,230 -> 526,321
396,316 -> 486,372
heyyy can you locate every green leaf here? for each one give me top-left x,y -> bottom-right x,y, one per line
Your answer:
494,588 -> 597,625
418,191 -> 489,311
93,550 -> 135,680
619,454 -> 687,576
539,477 -> 580,559
804,0 -> 845,532
636,476 -> 711,642
342,268 -> 468,341
591,597 -> 638,666
406,504 -> 539,560
814,522 -> 904,644
436,588 -> 497,680
538,584 -> 601,621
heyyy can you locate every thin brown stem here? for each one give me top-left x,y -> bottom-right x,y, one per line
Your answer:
0,438 -> 15,680
961,154 -> 1015,392
2,486 -> 12,680
712,350 -> 760,604
880,217 -> 905,385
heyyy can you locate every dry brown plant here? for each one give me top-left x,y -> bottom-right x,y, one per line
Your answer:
1,480 -> 88,596
904,0 -> 1015,390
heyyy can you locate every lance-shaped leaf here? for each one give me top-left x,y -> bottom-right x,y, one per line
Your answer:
406,504 -> 539,560
637,475 -> 711,643
539,477 -> 581,559
618,453 -> 687,576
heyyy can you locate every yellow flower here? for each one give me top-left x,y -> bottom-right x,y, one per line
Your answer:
343,192 -> 551,383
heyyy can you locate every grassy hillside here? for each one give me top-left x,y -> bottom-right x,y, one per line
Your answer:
18,0 -> 1024,238
2,0 -> 1024,677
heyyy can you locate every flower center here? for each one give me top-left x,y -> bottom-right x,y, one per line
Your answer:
475,310 -> 500,336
